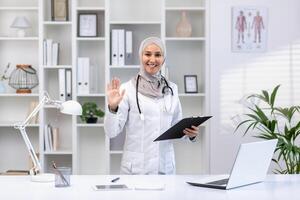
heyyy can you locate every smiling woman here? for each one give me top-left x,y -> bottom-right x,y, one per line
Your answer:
104,37 -> 200,175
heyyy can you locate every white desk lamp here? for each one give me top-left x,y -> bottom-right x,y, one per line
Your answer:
14,91 -> 82,182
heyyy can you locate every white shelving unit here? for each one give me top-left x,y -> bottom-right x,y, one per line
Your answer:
0,0 -> 40,173
0,0 -> 209,175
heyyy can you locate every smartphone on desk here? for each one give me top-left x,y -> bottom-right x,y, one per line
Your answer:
92,184 -> 131,191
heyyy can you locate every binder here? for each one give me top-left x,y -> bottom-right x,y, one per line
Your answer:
118,29 -> 125,66
43,39 -> 47,65
77,57 -> 89,94
82,57 -> 90,94
58,68 -> 66,101
125,31 -> 133,65
65,69 -> 72,100
154,116 -> 212,141
111,29 -> 119,66
46,39 -> 53,66
90,64 -> 98,93
52,42 -> 59,66
77,57 -> 84,94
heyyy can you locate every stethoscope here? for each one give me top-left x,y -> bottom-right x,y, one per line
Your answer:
136,74 -> 174,120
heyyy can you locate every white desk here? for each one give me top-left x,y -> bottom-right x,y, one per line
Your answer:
0,175 -> 299,199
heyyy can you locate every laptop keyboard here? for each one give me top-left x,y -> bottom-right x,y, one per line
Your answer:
206,178 -> 229,185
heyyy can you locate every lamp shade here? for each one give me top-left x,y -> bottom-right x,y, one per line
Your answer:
10,16 -> 31,29
60,100 -> 82,115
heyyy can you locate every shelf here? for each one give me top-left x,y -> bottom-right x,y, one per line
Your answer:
0,7 -> 38,11
43,65 -> 72,69
165,6 -> 206,11
77,93 -> 105,97
165,37 -> 205,41
110,151 -> 123,155
76,37 -> 105,41
178,93 -> 205,97
0,0 -> 208,175
44,151 -> 73,155
0,123 -> 39,128
0,37 -> 39,41
43,21 -> 72,25
109,21 -> 161,25
0,93 -> 39,97
76,7 -> 105,11
109,65 -> 139,69
77,123 -> 104,127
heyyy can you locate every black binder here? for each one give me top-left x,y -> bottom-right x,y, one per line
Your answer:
153,116 -> 212,142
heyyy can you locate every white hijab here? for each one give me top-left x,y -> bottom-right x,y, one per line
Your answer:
131,37 -> 169,98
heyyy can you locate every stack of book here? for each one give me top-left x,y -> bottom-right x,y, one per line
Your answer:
43,39 -> 60,66
44,124 -> 59,152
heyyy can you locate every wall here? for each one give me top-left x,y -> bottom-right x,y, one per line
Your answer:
209,0 -> 300,173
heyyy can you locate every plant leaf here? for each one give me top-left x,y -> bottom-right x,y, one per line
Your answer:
270,85 -> 280,108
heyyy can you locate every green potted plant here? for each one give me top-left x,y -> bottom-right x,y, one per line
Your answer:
235,85 -> 300,174
80,102 -> 105,123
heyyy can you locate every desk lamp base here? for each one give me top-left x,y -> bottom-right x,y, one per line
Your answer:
31,173 -> 55,182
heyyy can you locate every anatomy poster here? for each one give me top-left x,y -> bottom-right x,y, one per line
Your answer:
232,7 -> 268,52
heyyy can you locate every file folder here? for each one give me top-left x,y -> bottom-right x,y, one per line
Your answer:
43,39 -> 47,65
154,116 -> 212,141
58,68 -> 66,101
82,57 -> 90,94
77,57 -> 84,94
118,29 -> 125,66
52,42 -> 59,66
125,31 -> 133,65
46,39 -> 53,66
77,57 -> 89,94
125,31 -> 132,54
111,29 -> 119,66
65,69 -> 72,100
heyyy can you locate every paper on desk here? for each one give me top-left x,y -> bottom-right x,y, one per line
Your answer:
133,183 -> 165,190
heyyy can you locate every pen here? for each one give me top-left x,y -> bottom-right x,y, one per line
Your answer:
111,177 -> 120,183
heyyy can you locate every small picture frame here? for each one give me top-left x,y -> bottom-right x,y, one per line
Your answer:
78,13 -> 98,37
184,75 -> 198,93
51,0 -> 69,21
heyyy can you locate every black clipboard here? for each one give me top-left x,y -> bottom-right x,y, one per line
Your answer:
153,116 -> 212,142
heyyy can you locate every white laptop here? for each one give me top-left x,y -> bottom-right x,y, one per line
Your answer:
187,139 -> 278,190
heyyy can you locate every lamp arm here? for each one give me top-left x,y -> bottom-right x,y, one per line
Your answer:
19,128 -> 41,175
13,92 -> 56,175
13,91 -> 75,176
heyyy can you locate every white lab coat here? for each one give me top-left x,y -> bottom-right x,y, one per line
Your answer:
104,80 -> 182,174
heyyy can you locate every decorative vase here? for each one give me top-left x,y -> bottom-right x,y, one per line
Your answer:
0,81 -> 6,93
86,117 -> 98,124
176,11 -> 192,37
8,64 -> 38,93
